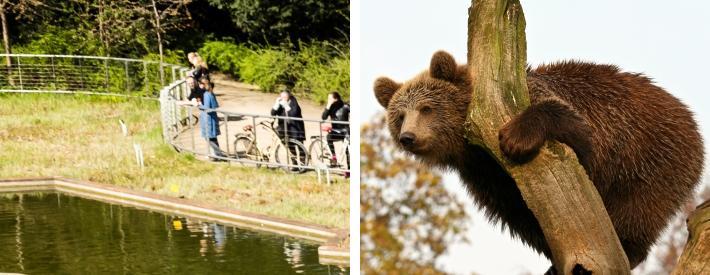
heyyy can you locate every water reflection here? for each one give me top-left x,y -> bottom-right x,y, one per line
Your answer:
0,192 -> 348,274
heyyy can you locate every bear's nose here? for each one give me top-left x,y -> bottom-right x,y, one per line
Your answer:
399,132 -> 416,147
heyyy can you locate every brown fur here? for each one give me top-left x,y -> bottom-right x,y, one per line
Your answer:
373,51 -> 704,269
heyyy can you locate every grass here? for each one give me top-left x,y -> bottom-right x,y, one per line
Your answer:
0,93 -> 349,229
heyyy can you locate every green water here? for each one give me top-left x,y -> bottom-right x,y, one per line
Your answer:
0,192 -> 348,274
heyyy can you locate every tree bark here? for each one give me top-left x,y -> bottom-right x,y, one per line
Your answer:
98,0 -> 108,56
672,200 -> 710,274
1,0 -> 11,67
465,0 -> 630,274
151,0 -> 165,85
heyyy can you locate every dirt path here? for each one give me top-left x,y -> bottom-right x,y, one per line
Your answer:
210,74 -> 325,119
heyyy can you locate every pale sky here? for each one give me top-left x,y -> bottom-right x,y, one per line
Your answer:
360,1 -> 710,274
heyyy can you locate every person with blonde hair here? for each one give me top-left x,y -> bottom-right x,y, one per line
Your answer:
187,52 -> 209,81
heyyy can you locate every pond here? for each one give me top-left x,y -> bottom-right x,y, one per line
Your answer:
0,192 -> 348,274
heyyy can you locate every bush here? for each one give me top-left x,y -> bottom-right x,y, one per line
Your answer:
238,47 -> 297,93
198,40 -> 349,102
199,41 -> 251,77
294,41 -> 349,103
13,26 -> 103,56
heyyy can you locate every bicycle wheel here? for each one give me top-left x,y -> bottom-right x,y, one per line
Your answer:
308,139 -> 331,169
275,139 -> 309,173
233,135 -> 262,168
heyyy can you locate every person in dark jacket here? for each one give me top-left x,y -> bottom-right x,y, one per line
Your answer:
271,90 -> 306,167
186,76 -> 203,103
321,91 -> 350,168
271,91 -> 306,141
198,77 -> 226,161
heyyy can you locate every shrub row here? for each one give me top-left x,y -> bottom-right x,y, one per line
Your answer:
199,40 -> 349,103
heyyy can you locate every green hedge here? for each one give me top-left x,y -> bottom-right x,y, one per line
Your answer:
199,40 -> 349,104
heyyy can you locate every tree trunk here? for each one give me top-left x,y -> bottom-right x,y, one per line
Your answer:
98,0 -> 108,56
1,0 -> 11,67
151,0 -> 164,85
672,200 -> 710,274
465,0 -> 630,274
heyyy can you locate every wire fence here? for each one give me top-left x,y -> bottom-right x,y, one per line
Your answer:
1,54 -> 350,176
0,54 -> 187,97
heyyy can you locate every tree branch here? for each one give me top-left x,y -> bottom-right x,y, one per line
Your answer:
672,200 -> 710,274
465,0 -> 630,273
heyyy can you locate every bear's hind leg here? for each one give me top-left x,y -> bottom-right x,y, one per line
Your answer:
499,98 -> 592,166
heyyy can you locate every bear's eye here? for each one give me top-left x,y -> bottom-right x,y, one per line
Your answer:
420,106 -> 432,114
397,113 -> 405,122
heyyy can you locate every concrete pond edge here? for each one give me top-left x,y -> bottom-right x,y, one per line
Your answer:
0,177 -> 349,267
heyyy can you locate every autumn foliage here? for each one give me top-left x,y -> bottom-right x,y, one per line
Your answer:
360,115 -> 470,274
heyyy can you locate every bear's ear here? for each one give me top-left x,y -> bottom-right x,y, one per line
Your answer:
373,77 -> 401,107
430,50 -> 457,81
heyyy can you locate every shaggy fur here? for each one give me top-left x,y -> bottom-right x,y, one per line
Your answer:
373,51 -> 704,269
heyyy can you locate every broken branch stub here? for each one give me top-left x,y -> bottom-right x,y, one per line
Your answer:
672,200 -> 710,274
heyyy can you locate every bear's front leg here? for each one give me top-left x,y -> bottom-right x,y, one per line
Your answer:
499,98 -> 592,165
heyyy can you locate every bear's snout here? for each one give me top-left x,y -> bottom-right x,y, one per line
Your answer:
399,132 -> 416,147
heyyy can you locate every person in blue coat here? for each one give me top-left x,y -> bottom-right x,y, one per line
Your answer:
198,77 -> 226,161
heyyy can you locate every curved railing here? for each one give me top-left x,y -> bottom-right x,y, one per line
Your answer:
160,80 -> 350,174
1,54 -> 350,175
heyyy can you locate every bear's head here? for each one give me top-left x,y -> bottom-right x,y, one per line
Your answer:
373,51 -> 472,165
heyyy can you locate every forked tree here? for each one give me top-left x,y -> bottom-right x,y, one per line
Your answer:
466,0 -> 708,274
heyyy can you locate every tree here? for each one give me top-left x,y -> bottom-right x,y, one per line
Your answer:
361,115 -> 470,274
206,0 -> 349,44
0,0 -> 10,66
635,185 -> 710,274
672,197 -> 710,274
464,0 -> 629,273
146,0 -> 193,84
0,0 -> 57,66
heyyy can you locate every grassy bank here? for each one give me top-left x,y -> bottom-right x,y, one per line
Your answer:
0,93 -> 348,228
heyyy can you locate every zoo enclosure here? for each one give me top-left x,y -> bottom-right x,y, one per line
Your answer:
0,54 -> 186,97
0,53 -> 350,174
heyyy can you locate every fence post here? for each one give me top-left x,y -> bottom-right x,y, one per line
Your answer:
171,66 -> 176,83
79,58 -> 85,90
17,56 -> 23,90
319,121 -> 325,168
104,59 -> 110,92
143,61 -> 148,94
51,56 -> 57,90
124,61 -> 130,93
160,63 -> 165,86
285,115 -> 291,169
190,105 -> 195,153
224,113 -> 230,156
252,116 -> 258,165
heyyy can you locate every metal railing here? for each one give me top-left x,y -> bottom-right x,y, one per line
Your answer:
0,54 -> 188,97
1,53 -> 350,175
160,80 -> 351,174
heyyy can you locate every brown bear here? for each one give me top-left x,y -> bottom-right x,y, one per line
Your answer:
373,51 -> 704,271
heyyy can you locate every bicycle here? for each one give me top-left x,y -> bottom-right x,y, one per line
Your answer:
232,119 -> 309,173
308,127 -> 350,173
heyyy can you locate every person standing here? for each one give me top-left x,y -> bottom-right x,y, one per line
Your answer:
198,77 -> 226,161
320,91 -> 350,169
271,90 -> 306,168
271,90 -> 306,142
185,76 -> 203,104
187,52 -> 210,81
